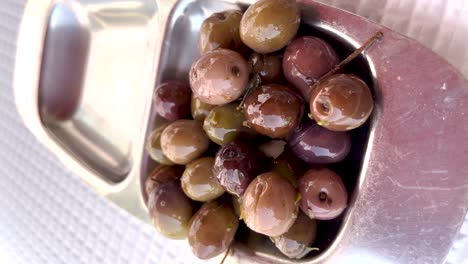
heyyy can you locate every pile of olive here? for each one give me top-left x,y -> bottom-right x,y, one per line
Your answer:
145,0 -> 375,260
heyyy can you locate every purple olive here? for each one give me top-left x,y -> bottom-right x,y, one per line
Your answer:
213,140 -> 266,197
148,181 -> 194,239
283,36 -> 339,101
153,81 -> 192,121
289,121 -> 351,164
144,165 -> 183,197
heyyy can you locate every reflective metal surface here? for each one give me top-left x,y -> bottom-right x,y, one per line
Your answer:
14,0 -> 468,263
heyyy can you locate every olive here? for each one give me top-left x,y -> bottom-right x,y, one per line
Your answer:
283,36 -> 339,101
309,74 -> 374,131
244,84 -> 304,138
160,120 -> 210,165
191,95 -> 215,122
199,10 -> 247,55
144,165 -> 183,197
181,157 -> 225,202
231,195 -> 242,218
271,212 -> 317,259
298,168 -> 347,220
241,172 -> 298,236
153,81 -> 192,121
145,123 -> 173,165
148,181 -> 194,239
190,49 -> 249,105
289,121 -> 351,164
203,103 -> 252,145
188,200 -> 239,259
248,52 -> 284,84
214,140 -> 266,197
240,0 -> 300,53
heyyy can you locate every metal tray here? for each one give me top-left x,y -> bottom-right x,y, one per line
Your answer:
14,0 -> 468,263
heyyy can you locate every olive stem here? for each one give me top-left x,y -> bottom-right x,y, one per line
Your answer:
309,31 -> 383,93
237,73 -> 261,111
220,243 -> 232,264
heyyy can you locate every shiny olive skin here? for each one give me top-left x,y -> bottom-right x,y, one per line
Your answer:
153,81 -> 192,121
190,49 -> 249,105
145,123 -> 173,165
248,52 -> 284,84
191,95 -> 215,122
181,157 -> 225,202
298,168 -> 348,220
241,172 -> 298,236
244,84 -> 304,138
214,140 -> 266,197
161,120 -> 210,165
310,74 -> 374,131
203,103 -> 251,145
199,10 -> 247,55
240,0 -> 300,53
148,181 -> 194,239
188,201 -> 239,259
289,121 -> 351,164
283,36 -> 339,101
145,165 -> 183,197
271,212 -> 317,259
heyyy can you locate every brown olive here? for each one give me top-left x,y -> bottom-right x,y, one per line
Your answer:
240,0 -> 300,53
190,49 -> 249,105
145,123 -> 173,165
199,10 -> 247,55
241,172 -> 298,236
309,74 -> 374,131
298,168 -> 348,220
244,84 -> 304,138
203,103 -> 252,145
148,181 -> 194,239
191,94 -> 215,122
271,212 -> 317,259
188,200 -> 239,259
144,165 -> 183,197
248,52 -> 284,84
181,157 -> 224,202
283,36 -> 339,101
160,120 -> 210,165
153,81 -> 192,121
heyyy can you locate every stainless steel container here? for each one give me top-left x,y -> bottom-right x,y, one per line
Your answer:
14,0 -> 468,263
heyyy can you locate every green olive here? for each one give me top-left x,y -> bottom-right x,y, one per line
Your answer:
203,103 -> 252,145
199,10 -> 247,55
240,0 -> 300,53
161,120 -> 210,165
191,94 -> 215,122
181,157 -> 225,202
145,123 -> 173,165
188,200 -> 239,259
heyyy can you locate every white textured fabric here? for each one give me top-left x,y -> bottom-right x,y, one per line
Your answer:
0,0 -> 466,264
